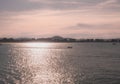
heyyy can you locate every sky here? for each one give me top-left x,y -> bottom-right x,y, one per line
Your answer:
0,0 -> 120,38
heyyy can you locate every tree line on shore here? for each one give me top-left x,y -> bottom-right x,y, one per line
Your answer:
0,36 -> 120,42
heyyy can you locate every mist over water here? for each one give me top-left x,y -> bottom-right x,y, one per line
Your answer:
0,43 -> 120,84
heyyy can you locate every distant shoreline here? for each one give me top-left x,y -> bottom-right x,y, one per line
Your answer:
0,36 -> 120,43
0,41 -> 120,43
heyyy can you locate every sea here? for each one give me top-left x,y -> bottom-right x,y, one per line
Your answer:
0,42 -> 120,84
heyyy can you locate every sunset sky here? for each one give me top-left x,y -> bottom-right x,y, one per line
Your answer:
0,0 -> 120,38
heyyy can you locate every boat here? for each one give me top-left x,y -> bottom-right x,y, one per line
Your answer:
112,43 -> 116,45
67,46 -> 72,48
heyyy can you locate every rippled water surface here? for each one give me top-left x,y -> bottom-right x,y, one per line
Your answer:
0,42 -> 120,84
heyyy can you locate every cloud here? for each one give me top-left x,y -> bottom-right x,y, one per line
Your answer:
0,0 -> 119,12
97,0 -> 119,7
95,0 -> 120,12
65,32 -> 120,39
65,22 -> 120,38
77,23 -> 93,28
0,0 -> 44,11
0,0 -> 120,38
67,22 -> 120,30
0,0 -> 83,11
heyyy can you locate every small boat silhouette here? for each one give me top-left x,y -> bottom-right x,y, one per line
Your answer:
67,46 -> 72,48
112,43 -> 116,45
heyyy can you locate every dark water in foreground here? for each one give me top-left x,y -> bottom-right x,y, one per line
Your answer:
0,43 -> 120,84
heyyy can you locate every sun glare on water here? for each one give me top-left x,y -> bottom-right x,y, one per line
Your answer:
23,42 -> 52,48
19,42 -> 57,83
21,42 -> 53,66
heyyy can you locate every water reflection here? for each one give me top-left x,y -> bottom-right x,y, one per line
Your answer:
14,43 -> 85,84
11,43 -> 77,84
1,43 -> 119,84
16,43 -> 53,84
0,43 -> 87,84
23,43 -> 73,84
23,42 -> 52,48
